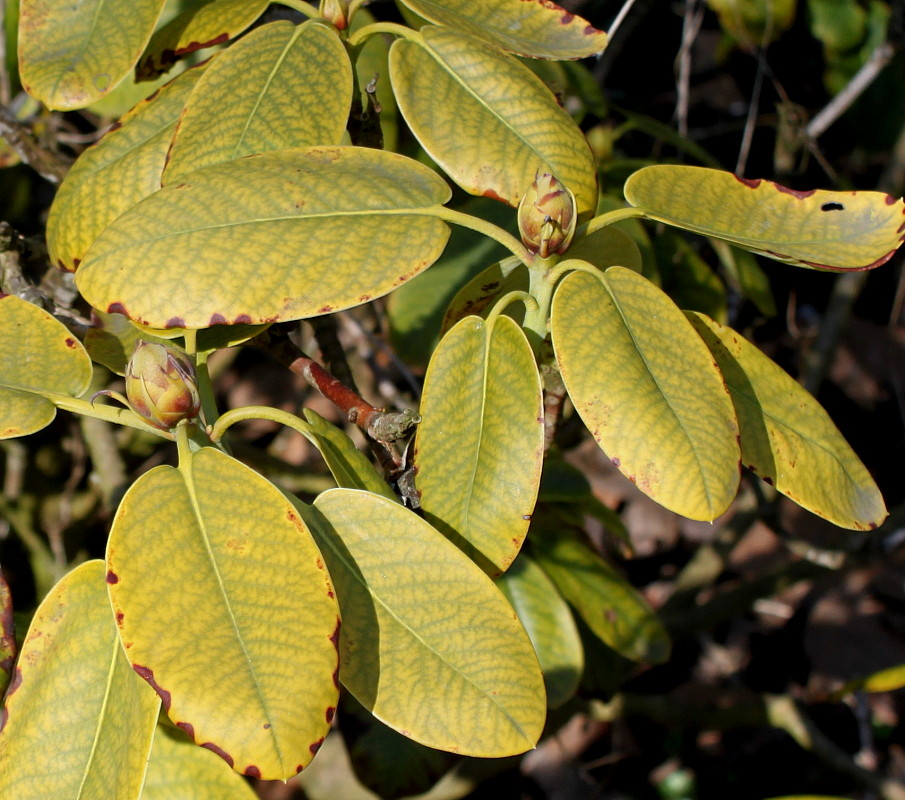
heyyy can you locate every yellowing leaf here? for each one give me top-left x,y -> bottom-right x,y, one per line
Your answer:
390,26 -> 597,216
47,64 -> 207,272
141,725 -> 258,800
76,146 -> 452,328
106,447 -> 340,780
624,165 -> 905,270
138,0 -> 269,80
163,21 -> 351,183
496,553 -> 583,708
415,315 -> 544,573
305,490 -> 546,757
18,0 -> 166,109
0,561 -> 160,800
688,312 -> 887,530
398,0 -> 608,59
530,527 -> 670,663
551,266 -> 740,521
0,295 -> 92,439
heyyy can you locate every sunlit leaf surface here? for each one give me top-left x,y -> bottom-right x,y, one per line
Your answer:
398,0 -> 608,58
0,295 -> 92,439
624,165 -> 905,270
551,266 -> 740,520
76,146 -> 452,328
416,315 -> 544,572
390,26 -> 597,216
305,490 -> 546,757
688,312 -> 887,530
106,447 -> 340,779
0,561 -> 159,799
18,0 -> 165,109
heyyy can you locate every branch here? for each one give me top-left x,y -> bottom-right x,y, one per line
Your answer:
0,106 -> 70,183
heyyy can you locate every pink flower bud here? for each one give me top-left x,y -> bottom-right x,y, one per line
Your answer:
125,341 -> 200,430
517,170 -> 577,259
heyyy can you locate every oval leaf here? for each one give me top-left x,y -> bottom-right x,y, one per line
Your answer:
47,64 -> 207,271
142,725 -> 258,800
687,312 -> 887,530
106,447 -> 340,780
398,0 -> 608,59
163,21 -> 351,183
137,0 -> 269,80
18,0 -> 165,109
529,526 -> 670,663
0,295 -> 92,439
75,146 -> 452,328
306,489 -> 546,757
389,26 -> 597,216
624,165 -> 905,270
415,314 -> 544,573
0,561 -> 160,800
496,553 -> 583,708
551,266 -> 740,521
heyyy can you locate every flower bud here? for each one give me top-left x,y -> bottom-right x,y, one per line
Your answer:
321,0 -> 349,30
518,170 -> 577,258
125,340 -> 200,430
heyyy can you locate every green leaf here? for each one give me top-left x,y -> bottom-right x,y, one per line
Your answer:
163,21 -> 351,183
18,0 -> 166,109
687,312 -> 887,530
496,553 -> 583,708
0,561 -> 160,800
0,295 -> 92,439
441,255 -> 529,333
567,226 -> 644,273
389,26 -> 598,217
106,447 -> 340,780
388,197 -> 513,365
397,0 -> 608,59
141,725 -> 258,800
47,64 -> 206,272
529,527 -> 670,663
352,7 -> 399,151
301,409 -> 397,501
76,146 -> 452,329
551,266 -> 741,521
709,239 -> 777,317
415,315 -> 544,572
624,165 -> 905,270
653,229 -> 727,322
304,489 -> 546,757
137,0 -> 269,80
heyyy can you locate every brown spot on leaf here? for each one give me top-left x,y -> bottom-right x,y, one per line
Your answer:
106,120 -> 123,134
329,618 -> 341,649
296,764 -> 305,774
64,337 -> 78,349
734,176 -> 761,188
763,476 -> 774,486
208,313 -> 228,326
115,611 -> 124,626
244,765 -> 262,778
105,569 -> 119,584
235,314 -> 253,324
133,664 -> 172,710
605,608 -> 618,624
482,187 -> 509,204
263,723 -> 271,729
177,721 -> 195,740
326,706 -> 336,723
611,457 -> 621,467
775,185 -> 815,199
310,737 -> 324,755
107,302 -> 128,316
165,316 -> 185,329
72,257 -> 81,270
202,741 -> 234,767
6,667 -> 22,696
